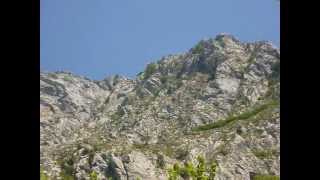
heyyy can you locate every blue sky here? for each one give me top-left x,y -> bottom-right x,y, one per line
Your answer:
41,0 -> 279,80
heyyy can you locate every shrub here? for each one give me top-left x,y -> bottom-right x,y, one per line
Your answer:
57,155 -> 75,180
167,155 -> 217,180
192,42 -> 205,55
60,171 -> 75,180
40,167 -> 49,180
253,175 -> 280,180
208,161 -> 217,180
144,63 -> 157,79
180,162 -> 197,179
168,163 -> 180,180
90,171 -> 98,180
62,76 -> 73,82
196,156 -> 208,179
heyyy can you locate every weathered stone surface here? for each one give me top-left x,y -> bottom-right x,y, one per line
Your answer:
40,33 -> 280,180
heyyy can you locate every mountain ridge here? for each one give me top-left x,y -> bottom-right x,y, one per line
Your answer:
40,33 -> 280,180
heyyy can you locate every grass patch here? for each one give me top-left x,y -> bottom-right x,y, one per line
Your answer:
62,76 -> 73,82
192,100 -> 279,132
40,167 -> 49,180
253,175 -> 280,180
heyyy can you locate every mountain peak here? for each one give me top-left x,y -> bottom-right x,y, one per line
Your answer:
40,33 -> 280,180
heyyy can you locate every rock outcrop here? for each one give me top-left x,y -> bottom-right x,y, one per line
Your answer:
40,33 -> 280,180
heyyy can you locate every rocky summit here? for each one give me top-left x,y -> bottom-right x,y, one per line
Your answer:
40,33 -> 280,180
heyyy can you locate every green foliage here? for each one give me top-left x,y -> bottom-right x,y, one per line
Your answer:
192,42 -> 205,55
208,162 -> 217,180
144,63 -> 157,79
60,171 -> 75,180
90,171 -> 98,180
192,100 -> 279,132
57,155 -> 75,180
253,175 -> 280,180
167,155 -> 217,180
252,149 -> 277,159
40,167 -> 49,180
168,163 -> 180,180
180,162 -> 197,179
196,156 -> 206,178
62,76 -> 72,82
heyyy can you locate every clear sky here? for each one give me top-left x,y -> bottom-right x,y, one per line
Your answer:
41,0 -> 279,80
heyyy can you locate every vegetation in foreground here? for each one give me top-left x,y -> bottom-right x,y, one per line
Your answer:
167,155 -> 217,180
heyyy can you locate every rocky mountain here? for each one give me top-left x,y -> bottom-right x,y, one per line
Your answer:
40,33 -> 280,180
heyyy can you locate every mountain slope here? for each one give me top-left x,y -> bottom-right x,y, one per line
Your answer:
40,33 -> 280,180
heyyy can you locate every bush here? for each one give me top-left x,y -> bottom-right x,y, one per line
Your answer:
58,156 -> 75,180
253,175 -> 280,180
90,171 -> 98,180
144,63 -> 157,79
167,155 -> 217,180
40,167 -> 49,180
168,163 -> 180,180
192,42 -> 205,55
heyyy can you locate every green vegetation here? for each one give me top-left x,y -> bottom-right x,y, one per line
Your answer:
144,63 -> 157,79
57,154 -> 75,180
192,42 -> 205,55
90,171 -> 98,180
192,100 -> 279,132
40,167 -> 49,180
167,155 -> 217,180
252,149 -> 277,159
62,76 -> 73,82
60,171 -> 75,180
253,175 -> 280,180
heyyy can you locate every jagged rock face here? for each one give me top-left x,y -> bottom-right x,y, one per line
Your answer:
40,33 -> 280,180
